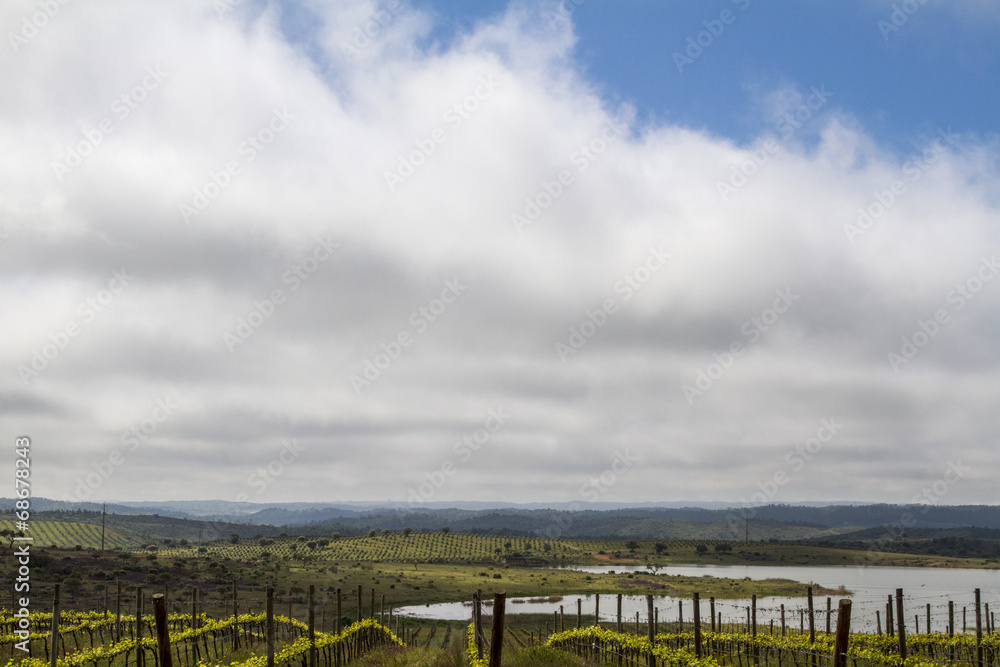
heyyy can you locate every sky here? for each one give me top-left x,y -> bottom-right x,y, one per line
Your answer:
3,0 -> 999,507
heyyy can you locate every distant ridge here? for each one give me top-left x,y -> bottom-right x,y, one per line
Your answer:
4,499 -> 1000,535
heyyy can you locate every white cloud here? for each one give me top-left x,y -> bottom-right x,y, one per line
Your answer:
2,0 -> 998,504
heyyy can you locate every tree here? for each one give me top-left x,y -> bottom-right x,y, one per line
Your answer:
403,527 -> 412,537
229,534 -> 239,544
368,530 -> 377,538
695,544 -> 708,555
714,543 -> 733,553
625,540 -> 639,551
654,541 -> 668,555
441,527 -> 451,535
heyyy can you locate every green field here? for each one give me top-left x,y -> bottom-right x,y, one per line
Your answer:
147,532 -> 1000,570
0,519 -> 145,549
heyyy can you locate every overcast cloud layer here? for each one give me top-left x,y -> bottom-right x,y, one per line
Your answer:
3,0 -> 999,506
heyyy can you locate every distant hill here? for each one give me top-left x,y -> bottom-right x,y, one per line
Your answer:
806,525 -> 1000,560
4,501 -> 999,543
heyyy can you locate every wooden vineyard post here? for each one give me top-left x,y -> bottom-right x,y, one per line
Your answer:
474,593 -> 484,660
116,580 -> 122,642
357,585 -> 363,623
752,594 -> 758,666
827,597 -> 832,635
560,605 -> 564,632
887,595 -> 894,637
595,594 -> 600,627
711,597 -> 716,633
577,598 -> 581,629
975,588 -> 983,667
336,588 -> 342,635
191,587 -> 200,662
780,604 -> 785,637
370,588 -> 375,620
647,595 -> 655,667
266,588 -> 274,667
895,588 -> 906,661
489,592 -> 506,667
104,585 -> 109,618
693,592 -> 703,659
616,594 -> 623,667
876,610 -> 881,635
152,594 -> 173,667
191,587 -> 199,629
232,582 -> 238,651
949,600 -> 955,663
49,584 -> 60,667
833,599 -> 852,667
807,586 -> 815,644
136,586 -> 144,667
308,585 -> 316,667
679,600 -> 684,632
927,603 -> 931,634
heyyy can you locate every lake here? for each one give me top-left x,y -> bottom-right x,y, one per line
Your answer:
396,563 -> 1000,633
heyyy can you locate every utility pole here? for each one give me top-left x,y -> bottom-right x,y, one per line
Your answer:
101,504 -> 106,551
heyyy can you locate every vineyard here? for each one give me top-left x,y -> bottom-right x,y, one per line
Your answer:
154,533 -> 854,566
5,517 -> 986,572
5,582 -> 999,667
1,607 -> 402,667
465,589 -> 1000,667
157,532 -> 581,563
0,521 -> 144,551
532,624 -> 1000,667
